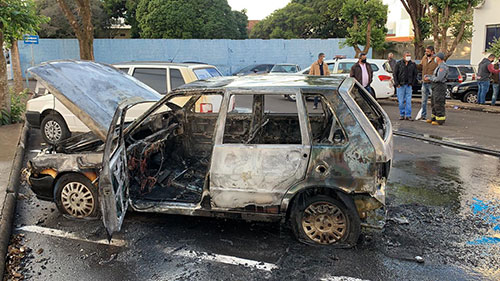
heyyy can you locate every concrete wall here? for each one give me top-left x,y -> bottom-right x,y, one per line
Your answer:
471,0 -> 500,66
17,38 -> 364,77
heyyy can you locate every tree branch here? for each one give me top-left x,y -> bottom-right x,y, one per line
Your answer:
56,0 -> 83,38
363,19 -> 372,54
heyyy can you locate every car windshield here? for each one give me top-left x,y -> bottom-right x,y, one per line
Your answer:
235,65 -> 258,73
193,67 -> 222,80
458,66 -> 475,74
270,65 -> 298,73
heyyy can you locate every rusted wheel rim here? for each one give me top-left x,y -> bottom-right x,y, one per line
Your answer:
301,201 -> 347,244
61,182 -> 95,218
44,120 -> 62,142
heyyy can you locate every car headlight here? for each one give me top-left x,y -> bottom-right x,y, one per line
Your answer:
452,86 -> 459,93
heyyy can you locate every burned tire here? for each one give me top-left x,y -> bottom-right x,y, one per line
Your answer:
54,173 -> 99,218
291,195 -> 360,246
41,114 -> 70,144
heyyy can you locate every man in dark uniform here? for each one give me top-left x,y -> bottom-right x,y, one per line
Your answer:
424,52 -> 448,125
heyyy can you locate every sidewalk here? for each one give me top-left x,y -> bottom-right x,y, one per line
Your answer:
0,123 -> 23,222
379,101 -> 500,152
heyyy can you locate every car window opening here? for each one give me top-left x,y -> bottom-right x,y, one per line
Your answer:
125,93 -> 223,205
349,85 -> 385,138
303,94 -> 346,145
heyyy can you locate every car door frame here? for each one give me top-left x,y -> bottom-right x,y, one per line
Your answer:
209,89 -> 312,211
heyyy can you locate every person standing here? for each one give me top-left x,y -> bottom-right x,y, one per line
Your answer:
477,54 -> 500,104
350,53 -> 375,98
393,51 -> 417,120
424,52 -> 448,125
309,52 -> 330,109
416,46 -> 438,121
491,62 -> 500,106
387,52 -> 397,72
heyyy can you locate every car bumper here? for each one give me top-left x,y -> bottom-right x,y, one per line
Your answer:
28,174 -> 54,201
25,111 -> 41,128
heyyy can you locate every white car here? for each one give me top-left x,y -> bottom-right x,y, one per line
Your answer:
26,62 -> 223,143
300,58 -> 394,99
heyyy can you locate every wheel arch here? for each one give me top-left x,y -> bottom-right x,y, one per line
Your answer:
40,109 -> 65,121
282,185 -> 359,222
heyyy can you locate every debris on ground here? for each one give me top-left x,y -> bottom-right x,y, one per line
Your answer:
3,234 -> 31,281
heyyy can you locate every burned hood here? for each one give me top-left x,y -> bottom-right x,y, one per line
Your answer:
28,60 -> 162,141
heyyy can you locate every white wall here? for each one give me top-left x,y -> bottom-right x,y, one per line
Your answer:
471,0 -> 500,66
384,0 -> 413,37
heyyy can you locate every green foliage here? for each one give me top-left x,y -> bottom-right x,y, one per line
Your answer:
341,0 -> 388,53
0,0 -> 48,44
486,37 -> 500,58
36,0 -> 111,38
0,89 -> 28,125
136,0 -> 247,39
103,0 -> 141,38
250,0 -> 347,39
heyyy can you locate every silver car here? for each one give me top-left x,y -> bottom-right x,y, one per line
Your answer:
26,61 -> 393,246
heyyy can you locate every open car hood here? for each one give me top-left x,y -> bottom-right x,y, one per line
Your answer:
28,60 -> 162,141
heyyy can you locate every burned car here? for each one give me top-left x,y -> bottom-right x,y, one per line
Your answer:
25,61 -> 393,246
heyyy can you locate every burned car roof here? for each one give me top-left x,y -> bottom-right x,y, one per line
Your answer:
28,60 -> 162,141
176,75 -> 345,93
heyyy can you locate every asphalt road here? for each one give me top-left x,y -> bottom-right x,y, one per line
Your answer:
7,97 -> 500,281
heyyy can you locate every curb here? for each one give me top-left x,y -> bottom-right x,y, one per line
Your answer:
0,122 -> 29,279
386,97 -> 500,114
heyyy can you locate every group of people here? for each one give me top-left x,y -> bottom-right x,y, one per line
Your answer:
388,47 -> 448,125
477,54 -> 500,106
309,52 -> 375,109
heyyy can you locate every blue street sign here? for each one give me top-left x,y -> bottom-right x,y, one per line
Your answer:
23,35 -> 39,45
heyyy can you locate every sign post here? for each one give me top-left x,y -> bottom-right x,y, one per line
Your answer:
23,35 -> 39,87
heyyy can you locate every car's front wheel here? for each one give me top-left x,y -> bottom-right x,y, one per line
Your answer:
463,91 -> 478,104
291,195 -> 360,246
40,114 -> 70,144
54,173 -> 99,218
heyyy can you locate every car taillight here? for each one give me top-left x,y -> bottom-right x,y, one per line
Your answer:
378,75 -> 392,81
200,103 -> 213,113
458,75 -> 463,83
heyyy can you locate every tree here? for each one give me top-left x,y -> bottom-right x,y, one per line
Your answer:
136,0 -> 247,39
233,10 -> 249,39
37,0 -> 112,38
0,0 -> 46,112
250,0 -> 348,39
56,0 -> 95,60
487,37 -> 500,58
250,3 -> 317,39
103,0 -> 141,38
400,0 -> 431,58
426,0 -> 482,60
341,0 -> 388,58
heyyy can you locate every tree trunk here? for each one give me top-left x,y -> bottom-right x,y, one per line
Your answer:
78,35 -> 94,61
0,30 -> 10,113
10,40 -> 24,94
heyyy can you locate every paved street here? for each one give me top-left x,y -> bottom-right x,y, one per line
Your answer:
6,97 -> 499,281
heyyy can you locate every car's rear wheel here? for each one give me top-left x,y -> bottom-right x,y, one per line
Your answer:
41,114 -> 70,144
54,173 -> 99,218
463,91 -> 478,104
291,195 -> 360,246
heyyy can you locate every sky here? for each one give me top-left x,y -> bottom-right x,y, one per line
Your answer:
228,0 -> 291,20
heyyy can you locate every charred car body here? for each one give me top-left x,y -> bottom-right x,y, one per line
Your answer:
25,61 -> 393,246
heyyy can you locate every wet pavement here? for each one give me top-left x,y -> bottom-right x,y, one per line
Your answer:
6,126 -> 500,281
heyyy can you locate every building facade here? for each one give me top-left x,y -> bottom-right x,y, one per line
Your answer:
471,0 -> 500,66
384,0 -> 413,40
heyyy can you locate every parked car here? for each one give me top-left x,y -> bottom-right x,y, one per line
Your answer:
412,65 -> 475,98
232,64 -> 274,76
451,80 -> 493,103
270,63 -> 301,73
25,60 -> 393,246
25,62 -> 223,144
300,58 -> 394,99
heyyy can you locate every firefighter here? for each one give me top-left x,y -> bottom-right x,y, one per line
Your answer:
424,52 -> 448,125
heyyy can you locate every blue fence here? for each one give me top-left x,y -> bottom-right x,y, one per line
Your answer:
17,38 -> 367,77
